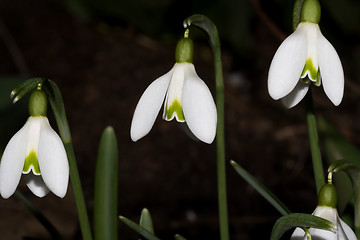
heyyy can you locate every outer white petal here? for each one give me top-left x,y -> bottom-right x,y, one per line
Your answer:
317,33 -> 344,106
338,218 -> 357,240
268,26 -> 307,100
24,174 -> 50,197
0,119 -> 30,198
130,66 -> 174,141
291,227 -> 337,240
281,80 -> 310,108
182,64 -> 217,144
37,117 -> 69,198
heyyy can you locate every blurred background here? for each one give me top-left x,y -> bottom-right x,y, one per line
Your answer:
0,0 -> 360,239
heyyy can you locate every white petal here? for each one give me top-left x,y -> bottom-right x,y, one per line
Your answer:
338,218 -> 357,240
182,64 -> 217,144
317,33 -> 344,106
290,227 -> 306,240
37,118 -> 69,198
0,119 -> 30,198
281,80 -> 310,108
268,26 -> 307,100
130,66 -> 174,141
24,174 -> 50,197
290,227 -> 337,240
163,63 -> 185,122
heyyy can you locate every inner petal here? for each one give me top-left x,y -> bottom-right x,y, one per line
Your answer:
300,23 -> 320,85
163,98 -> 185,122
163,64 -> 185,122
300,58 -> 320,85
23,150 -> 41,175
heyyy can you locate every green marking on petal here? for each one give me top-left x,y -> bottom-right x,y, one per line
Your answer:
301,58 -> 319,83
23,151 -> 41,175
163,99 -> 185,122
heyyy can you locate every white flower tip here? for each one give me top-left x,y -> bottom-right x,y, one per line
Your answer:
0,190 -> 13,199
130,123 -> 148,142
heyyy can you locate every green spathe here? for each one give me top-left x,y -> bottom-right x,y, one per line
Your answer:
164,99 -> 185,121
301,0 -> 321,24
318,183 -> 337,208
23,151 -> 41,175
29,90 -> 47,117
175,38 -> 194,64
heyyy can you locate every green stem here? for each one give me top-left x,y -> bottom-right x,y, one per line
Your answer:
44,80 -> 93,240
305,90 -> 325,195
183,14 -> 229,240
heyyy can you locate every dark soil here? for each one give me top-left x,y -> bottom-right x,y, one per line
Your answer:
0,0 -> 359,239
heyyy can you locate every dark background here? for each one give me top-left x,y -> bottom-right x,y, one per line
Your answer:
0,0 -> 360,239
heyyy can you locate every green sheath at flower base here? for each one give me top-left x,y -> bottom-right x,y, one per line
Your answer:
164,99 -> 185,121
318,183 -> 337,208
23,151 -> 41,175
300,0 -> 321,24
29,90 -> 47,117
175,37 -> 194,63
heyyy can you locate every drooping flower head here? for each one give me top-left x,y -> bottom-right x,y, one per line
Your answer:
291,183 -> 356,240
268,0 -> 344,108
130,30 -> 217,144
0,89 -> 69,198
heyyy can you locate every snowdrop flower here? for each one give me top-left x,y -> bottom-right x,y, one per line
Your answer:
130,33 -> 217,144
0,90 -> 69,198
291,183 -> 356,240
268,0 -> 344,108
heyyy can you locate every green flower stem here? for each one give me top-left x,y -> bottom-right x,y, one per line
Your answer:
305,90 -> 325,195
183,14 -> 229,240
44,80 -> 93,240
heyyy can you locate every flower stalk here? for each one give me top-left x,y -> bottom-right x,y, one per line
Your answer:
183,14 -> 229,240
305,91 -> 325,194
43,80 -> 93,240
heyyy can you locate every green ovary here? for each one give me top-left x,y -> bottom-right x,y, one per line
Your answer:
23,151 -> 41,175
164,99 -> 185,122
301,58 -> 320,86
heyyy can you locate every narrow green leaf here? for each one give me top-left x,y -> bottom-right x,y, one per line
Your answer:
120,216 -> 161,240
230,160 -> 291,216
94,126 -> 119,240
140,208 -> 154,234
270,213 -> 335,240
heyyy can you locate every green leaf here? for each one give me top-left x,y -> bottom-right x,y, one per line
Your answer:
230,160 -> 291,216
120,216 -> 161,240
270,213 -> 335,240
140,208 -> 154,234
94,126 -> 118,240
